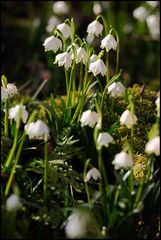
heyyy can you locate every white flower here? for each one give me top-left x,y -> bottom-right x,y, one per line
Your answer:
65,210 -> 92,239
146,1 -> 158,8
55,51 -> 72,69
1,84 -> 18,101
133,6 -> 149,22
6,194 -> 22,211
101,34 -> 117,52
112,151 -> 133,170
25,120 -> 49,140
87,20 -> 103,37
120,109 -> 137,128
8,105 -> 29,124
52,1 -> 69,15
155,94 -> 160,117
89,59 -> 107,76
97,132 -> 114,149
93,3 -> 102,15
108,82 -> 125,97
43,36 -> 62,53
145,136 -> 160,156
146,15 -> 160,40
85,167 -> 101,182
57,22 -> 71,39
80,110 -> 99,128
75,47 -> 88,64
1,86 -> 9,101
6,83 -> 18,96
89,54 -> 98,63
46,16 -> 60,32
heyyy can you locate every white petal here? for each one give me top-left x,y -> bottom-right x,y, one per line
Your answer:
145,136 -> 160,156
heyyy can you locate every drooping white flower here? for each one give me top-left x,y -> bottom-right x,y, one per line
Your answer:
8,105 -> 29,125
133,6 -> 149,22
112,151 -> 133,170
89,54 -> 98,63
146,1 -> 158,8
55,51 -> 72,69
108,82 -> 125,97
75,47 -> 88,64
97,132 -> 114,149
6,83 -> 18,96
52,1 -> 69,15
120,109 -> 137,128
80,110 -> 99,128
85,167 -> 101,182
46,16 -> 61,32
101,34 -> 117,52
6,194 -> 22,211
43,36 -> 62,53
93,3 -> 102,15
57,22 -> 71,39
89,59 -> 107,76
146,15 -> 160,40
1,86 -> 9,101
87,20 -> 103,37
155,94 -> 160,117
25,120 -> 49,140
145,136 -> 160,156
65,209 -> 92,239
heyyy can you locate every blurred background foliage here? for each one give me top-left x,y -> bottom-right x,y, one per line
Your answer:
1,1 -> 160,97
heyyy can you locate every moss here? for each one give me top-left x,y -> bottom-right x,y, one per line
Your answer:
102,84 -> 157,155
133,154 -> 147,181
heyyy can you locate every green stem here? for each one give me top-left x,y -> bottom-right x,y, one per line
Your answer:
4,125 -> 19,171
82,65 -> 88,94
5,134 -> 26,197
71,77 -> 92,124
130,126 -> 134,155
72,68 -> 76,106
43,139 -> 48,202
133,177 -> 145,209
98,149 -> 108,188
83,159 -> 91,203
96,15 -> 108,35
65,69 -> 69,95
105,52 -> 109,83
98,157 -> 108,225
112,28 -> 120,73
4,100 -> 9,137
64,185 -> 69,218
78,62 -> 83,96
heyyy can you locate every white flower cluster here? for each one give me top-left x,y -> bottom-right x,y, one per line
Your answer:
43,18 -> 118,77
6,103 -> 50,140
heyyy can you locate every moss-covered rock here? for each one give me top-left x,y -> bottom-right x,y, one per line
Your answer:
102,84 -> 158,155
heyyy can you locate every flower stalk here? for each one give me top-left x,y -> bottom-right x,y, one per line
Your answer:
43,137 -> 48,202
83,159 -> 91,203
